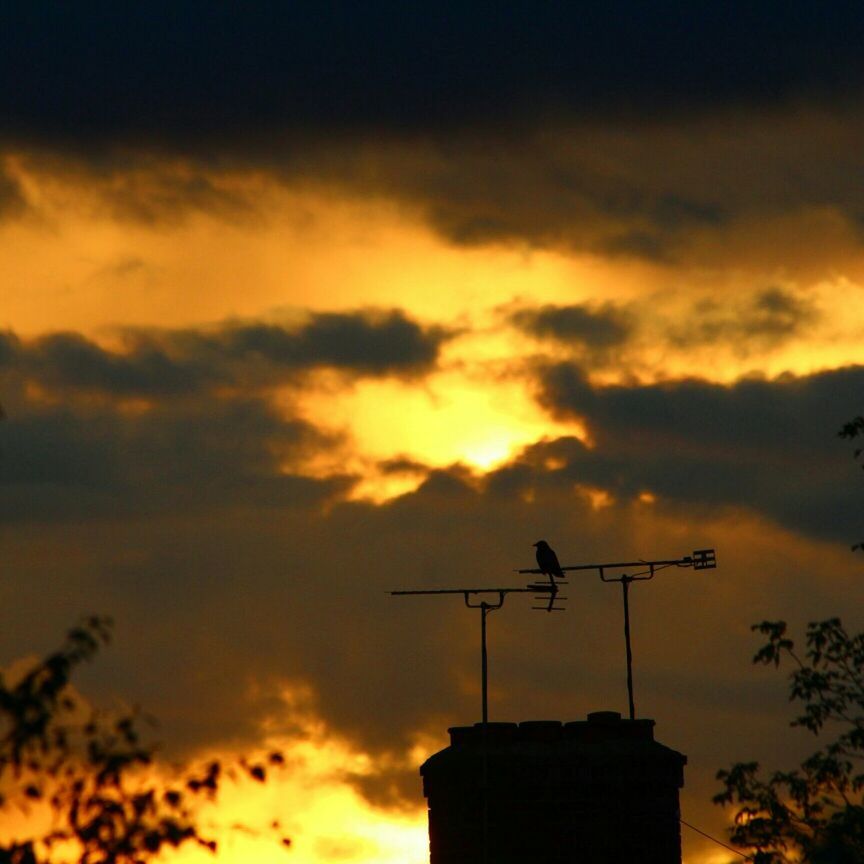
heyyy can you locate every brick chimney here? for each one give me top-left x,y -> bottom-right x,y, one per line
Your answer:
420,712 -> 686,863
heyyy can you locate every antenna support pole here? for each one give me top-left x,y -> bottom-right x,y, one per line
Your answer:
481,603 -> 490,724
390,584 -> 555,725
465,590 -> 505,724
622,576 -> 635,720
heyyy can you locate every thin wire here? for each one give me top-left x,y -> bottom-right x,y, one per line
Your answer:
629,561 -> 676,579
680,818 -> 749,859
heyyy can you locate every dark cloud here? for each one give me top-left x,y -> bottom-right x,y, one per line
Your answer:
98,170 -> 259,225
0,312 -> 448,516
343,764 -> 420,811
536,362 -> 864,542
26,332 -> 209,397
599,230 -> 672,262
0,165 -> 26,218
0,312 -> 447,399
0,397 -> 344,523
4,7 -> 864,261
9,91 -> 864,262
322,138 -> 733,258
3,3 -> 864,147
669,287 -> 818,351
510,302 -> 632,352
507,290 -> 814,368
205,311 -> 448,375
211,110 -> 858,260
12,135 -> 739,259
586,195 -> 727,261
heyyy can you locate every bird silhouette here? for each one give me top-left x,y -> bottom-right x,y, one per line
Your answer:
533,540 -> 565,584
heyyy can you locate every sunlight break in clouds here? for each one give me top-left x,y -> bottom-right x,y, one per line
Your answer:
0,670 -> 428,864
291,367 -> 586,497
164,746 -> 428,864
153,695 -> 431,864
0,157 -> 585,335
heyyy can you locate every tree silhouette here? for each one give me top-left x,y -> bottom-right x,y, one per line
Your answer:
839,415 -> 864,550
714,618 -> 864,863
0,616 -> 289,864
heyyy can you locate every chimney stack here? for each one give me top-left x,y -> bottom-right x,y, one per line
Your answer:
421,712 -> 686,863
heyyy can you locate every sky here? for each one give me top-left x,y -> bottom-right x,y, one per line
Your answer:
1,3 -> 864,862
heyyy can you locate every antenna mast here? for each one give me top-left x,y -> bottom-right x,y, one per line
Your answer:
390,580 -> 566,724
518,548 -> 717,719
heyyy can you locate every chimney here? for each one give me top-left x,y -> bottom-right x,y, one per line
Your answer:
420,712 -> 686,863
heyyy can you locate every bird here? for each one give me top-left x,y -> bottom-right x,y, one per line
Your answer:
533,540 -> 565,583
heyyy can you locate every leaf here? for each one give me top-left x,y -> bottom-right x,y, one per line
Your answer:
716,618 -> 864,862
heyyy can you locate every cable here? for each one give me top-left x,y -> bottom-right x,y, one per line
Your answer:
680,817 -> 749,859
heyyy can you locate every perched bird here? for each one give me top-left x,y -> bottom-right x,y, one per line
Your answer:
533,540 -> 565,581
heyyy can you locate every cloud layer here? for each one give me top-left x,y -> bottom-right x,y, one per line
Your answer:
4,2 -> 864,145
0,310 -> 448,399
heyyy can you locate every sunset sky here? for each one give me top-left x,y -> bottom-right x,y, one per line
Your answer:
2,4 -> 864,862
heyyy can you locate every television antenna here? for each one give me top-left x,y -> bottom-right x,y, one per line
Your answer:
391,579 -> 565,864
390,578 -> 566,725
517,548 -> 717,719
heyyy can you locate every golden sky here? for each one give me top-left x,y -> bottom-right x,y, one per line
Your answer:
2,7 -> 864,863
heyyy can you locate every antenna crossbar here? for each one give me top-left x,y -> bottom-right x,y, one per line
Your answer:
516,548 -> 716,576
522,547 -> 718,720
391,586 -> 547,596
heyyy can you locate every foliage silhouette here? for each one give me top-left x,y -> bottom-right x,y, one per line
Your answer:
0,616 -> 289,864
838,415 -> 864,550
714,618 -> 864,863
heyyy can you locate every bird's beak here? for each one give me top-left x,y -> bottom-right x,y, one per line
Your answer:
532,542 -> 539,547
